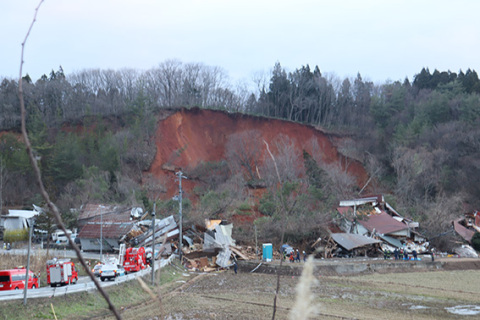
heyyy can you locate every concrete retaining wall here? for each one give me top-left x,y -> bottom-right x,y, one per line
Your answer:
240,259 -> 445,276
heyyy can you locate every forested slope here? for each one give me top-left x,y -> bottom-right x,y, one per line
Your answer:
1,62 -> 480,248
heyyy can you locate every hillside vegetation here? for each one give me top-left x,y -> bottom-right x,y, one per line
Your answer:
1,62 -> 480,249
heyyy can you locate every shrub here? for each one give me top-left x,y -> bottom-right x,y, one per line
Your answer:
472,232 -> 480,252
3,229 -> 29,243
237,202 -> 251,211
258,192 -> 276,216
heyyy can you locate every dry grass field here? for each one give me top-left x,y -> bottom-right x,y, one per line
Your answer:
95,262 -> 480,320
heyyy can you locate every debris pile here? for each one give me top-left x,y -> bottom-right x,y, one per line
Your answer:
76,204 -> 254,271
453,211 -> 480,244
182,220 -> 255,271
328,195 -> 429,258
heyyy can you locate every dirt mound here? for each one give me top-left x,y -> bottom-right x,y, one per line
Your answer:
146,108 -> 368,199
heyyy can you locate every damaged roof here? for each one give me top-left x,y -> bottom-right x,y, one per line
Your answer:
337,195 -> 414,236
339,195 -> 384,207
331,233 -> 382,251
453,219 -> 475,243
78,204 -> 130,223
358,211 -> 409,235
78,222 -> 137,239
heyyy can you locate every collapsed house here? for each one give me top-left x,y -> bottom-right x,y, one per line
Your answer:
451,211 -> 480,258
75,205 -> 252,269
128,215 -> 178,248
453,211 -> 480,243
77,204 -> 180,253
334,195 -> 427,256
181,220 -> 254,271
322,233 -> 383,258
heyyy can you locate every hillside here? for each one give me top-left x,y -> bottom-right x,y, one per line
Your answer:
146,108 -> 369,199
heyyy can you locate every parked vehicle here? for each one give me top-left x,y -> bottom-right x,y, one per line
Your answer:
92,263 -> 103,277
145,247 -> 161,266
115,265 -> 126,277
99,264 -> 125,281
123,247 -> 146,273
51,229 -> 73,244
0,268 -> 39,291
46,259 -> 78,287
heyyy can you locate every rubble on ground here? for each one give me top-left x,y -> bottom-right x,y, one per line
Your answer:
453,244 -> 479,258
331,195 -> 430,258
121,216 -> 256,272
75,200 -> 478,268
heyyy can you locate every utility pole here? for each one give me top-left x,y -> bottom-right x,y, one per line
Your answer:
100,211 -> 103,262
254,224 -> 258,257
151,203 -> 156,286
175,171 -> 187,262
23,218 -> 34,306
0,158 -> 4,215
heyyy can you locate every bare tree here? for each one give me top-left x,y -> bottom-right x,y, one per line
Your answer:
419,193 -> 464,251
262,140 -> 298,320
261,134 -> 303,186
308,137 -> 357,199
18,2 -> 121,318
226,130 -> 263,181
0,158 -> 5,214
392,146 -> 446,204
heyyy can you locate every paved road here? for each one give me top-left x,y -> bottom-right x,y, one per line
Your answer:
0,255 -> 176,301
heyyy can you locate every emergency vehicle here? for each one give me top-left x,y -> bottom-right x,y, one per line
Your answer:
0,268 -> 38,291
46,259 -> 78,287
123,247 -> 146,273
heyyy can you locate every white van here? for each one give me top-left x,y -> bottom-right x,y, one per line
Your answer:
52,229 -> 73,243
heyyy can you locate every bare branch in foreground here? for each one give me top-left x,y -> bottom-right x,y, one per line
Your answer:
18,1 -> 121,319
263,139 -> 297,320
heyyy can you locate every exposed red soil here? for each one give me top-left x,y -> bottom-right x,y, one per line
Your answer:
146,108 -> 368,200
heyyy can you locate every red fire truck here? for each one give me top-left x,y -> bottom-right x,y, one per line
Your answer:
0,268 -> 39,291
46,259 -> 78,287
123,247 -> 146,273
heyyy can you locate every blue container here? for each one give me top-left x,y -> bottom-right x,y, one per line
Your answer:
262,243 -> 273,262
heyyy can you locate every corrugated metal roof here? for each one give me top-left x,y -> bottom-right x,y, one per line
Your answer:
339,195 -> 383,207
378,234 -> 403,248
78,222 -> 135,239
330,233 -> 382,251
358,211 -> 408,235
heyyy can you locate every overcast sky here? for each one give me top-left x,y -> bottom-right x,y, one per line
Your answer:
1,0 -> 479,86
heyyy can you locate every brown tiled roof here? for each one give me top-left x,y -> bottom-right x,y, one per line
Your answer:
358,211 -> 408,235
78,222 -> 135,239
78,204 -> 128,221
77,204 -> 133,230
453,219 -> 475,243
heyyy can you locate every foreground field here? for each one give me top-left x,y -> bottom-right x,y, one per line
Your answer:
96,263 -> 480,320
1,261 -> 479,319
